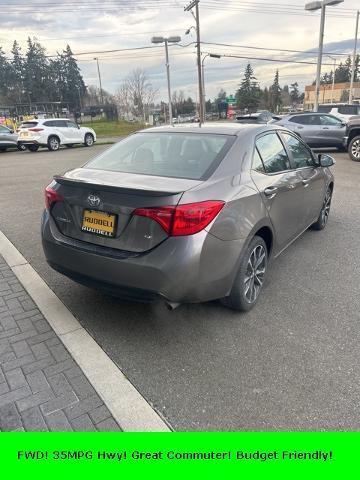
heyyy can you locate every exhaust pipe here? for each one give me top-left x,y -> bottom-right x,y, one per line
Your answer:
165,301 -> 181,311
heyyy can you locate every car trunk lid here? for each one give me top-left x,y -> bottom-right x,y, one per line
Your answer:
49,168 -> 201,253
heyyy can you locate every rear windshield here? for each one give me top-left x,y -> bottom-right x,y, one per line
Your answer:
86,132 -> 235,180
20,122 -> 38,128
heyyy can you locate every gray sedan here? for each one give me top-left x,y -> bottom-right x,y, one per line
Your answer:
0,124 -> 24,152
41,124 -> 334,312
274,112 -> 346,149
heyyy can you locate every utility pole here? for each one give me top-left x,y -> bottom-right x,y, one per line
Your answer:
94,57 -> 104,105
349,10 -> 360,104
185,0 -> 203,125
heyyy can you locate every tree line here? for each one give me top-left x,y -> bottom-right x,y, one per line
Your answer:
0,38 -> 86,109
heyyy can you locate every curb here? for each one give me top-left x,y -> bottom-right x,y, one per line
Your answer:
0,230 -> 171,432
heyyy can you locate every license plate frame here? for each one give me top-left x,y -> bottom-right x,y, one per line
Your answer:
81,209 -> 117,238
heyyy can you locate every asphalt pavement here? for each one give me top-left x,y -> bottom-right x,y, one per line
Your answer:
0,145 -> 359,431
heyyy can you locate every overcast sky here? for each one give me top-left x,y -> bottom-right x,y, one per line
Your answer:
0,0 -> 359,101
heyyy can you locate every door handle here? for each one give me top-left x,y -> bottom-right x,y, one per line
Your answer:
322,127 -> 330,130
264,186 -> 278,198
297,126 -> 304,129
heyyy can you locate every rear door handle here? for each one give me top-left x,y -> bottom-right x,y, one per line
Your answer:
264,186 -> 278,198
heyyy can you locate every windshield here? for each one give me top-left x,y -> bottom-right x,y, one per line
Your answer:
86,132 -> 235,180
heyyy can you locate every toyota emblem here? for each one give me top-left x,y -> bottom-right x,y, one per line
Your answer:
88,194 -> 101,207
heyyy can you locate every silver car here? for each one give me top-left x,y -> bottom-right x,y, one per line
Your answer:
0,124 -> 24,152
41,124 -> 334,311
275,112 -> 346,150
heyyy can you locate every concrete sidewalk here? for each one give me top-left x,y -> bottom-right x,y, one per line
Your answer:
0,254 -> 121,432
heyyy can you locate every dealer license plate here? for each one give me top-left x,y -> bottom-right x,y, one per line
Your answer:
81,210 -> 116,237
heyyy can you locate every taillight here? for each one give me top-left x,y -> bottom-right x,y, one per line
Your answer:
133,201 -> 225,236
29,128 -> 44,132
45,186 -> 63,210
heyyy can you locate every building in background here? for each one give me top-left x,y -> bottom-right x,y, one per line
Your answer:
304,82 -> 360,110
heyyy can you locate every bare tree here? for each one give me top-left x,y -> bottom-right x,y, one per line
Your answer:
115,69 -> 157,120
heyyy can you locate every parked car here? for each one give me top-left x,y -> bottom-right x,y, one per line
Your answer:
0,124 -> 26,152
236,110 -> 281,124
274,112 -> 346,149
343,117 -> 360,161
318,103 -> 360,123
17,118 -> 96,152
42,123 -> 334,312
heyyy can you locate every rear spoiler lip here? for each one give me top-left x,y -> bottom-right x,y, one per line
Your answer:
53,175 -> 184,197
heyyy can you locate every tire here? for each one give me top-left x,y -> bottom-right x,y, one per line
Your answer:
310,186 -> 332,231
221,236 -> 268,312
84,133 -> 94,147
47,136 -> 60,152
27,145 -> 39,152
65,144 -> 74,148
348,135 -> 360,162
17,144 -> 27,151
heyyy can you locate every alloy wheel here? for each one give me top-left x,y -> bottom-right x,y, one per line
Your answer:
50,137 -> 59,151
244,245 -> 266,303
85,134 -> 94,146
321,189 -> 332,226
351,139 -> 360,160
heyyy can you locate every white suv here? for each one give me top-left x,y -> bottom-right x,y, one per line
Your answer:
318,104 -> 360,123
18,118 -> 96,152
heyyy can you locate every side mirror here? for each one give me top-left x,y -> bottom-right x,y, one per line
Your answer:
77,124 -> 81,129
318,153 -> 335,167
9,129 -> 14,134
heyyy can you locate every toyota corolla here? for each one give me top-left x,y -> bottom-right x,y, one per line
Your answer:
41,124 -> 334,311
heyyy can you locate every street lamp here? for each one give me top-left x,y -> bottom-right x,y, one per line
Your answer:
201,53 -> 221,119
305,0 -> 344,111
151,36 -> 181,125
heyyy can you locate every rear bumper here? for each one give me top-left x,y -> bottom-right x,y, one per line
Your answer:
41,210 -> 245,304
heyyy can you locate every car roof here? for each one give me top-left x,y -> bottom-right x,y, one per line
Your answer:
142,122 -> 282,136
21,118 -> 71,123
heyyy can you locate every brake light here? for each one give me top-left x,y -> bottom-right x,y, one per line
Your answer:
29,128 -> 44,132
133,201 -> 225,236
45,186 -> 63,210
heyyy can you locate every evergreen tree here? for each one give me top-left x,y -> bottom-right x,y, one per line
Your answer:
269,70 -> 282,112
236,63 -> 260,112
290,82 -> 300,104
0,47 -> 10,102
59,45 -> 86,108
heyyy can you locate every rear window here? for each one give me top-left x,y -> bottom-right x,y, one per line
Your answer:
338,105 -> 360,115
86,132 -> 235,180
20,122 -> 38,128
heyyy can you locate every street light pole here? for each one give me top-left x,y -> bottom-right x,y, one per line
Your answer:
94,57 -> 104,105
305,0 -> 344,112
185,0 -> 204,125
164,39 -> 173,125
151,36 -> 181,126
201,53 -> 221,119
349,10 -> 360,104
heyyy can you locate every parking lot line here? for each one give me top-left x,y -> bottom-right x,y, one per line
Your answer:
0,230 -> 171,432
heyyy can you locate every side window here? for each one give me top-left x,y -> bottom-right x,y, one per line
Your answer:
282,133 -> 314,169
55,120 -> 67,128
252,147 -> 265,173
66,121 -> 77,128
319,115 -> 342,126
289,116 -> 310,125
43,120 -> 55,127
318,106 -> 332,113
256,133 -> 290,174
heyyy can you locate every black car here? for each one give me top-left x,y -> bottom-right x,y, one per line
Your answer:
343,117 -> 360,162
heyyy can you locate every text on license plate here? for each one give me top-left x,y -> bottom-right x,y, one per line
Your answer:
20,132 -> 29,137
81,210 -> 116,237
